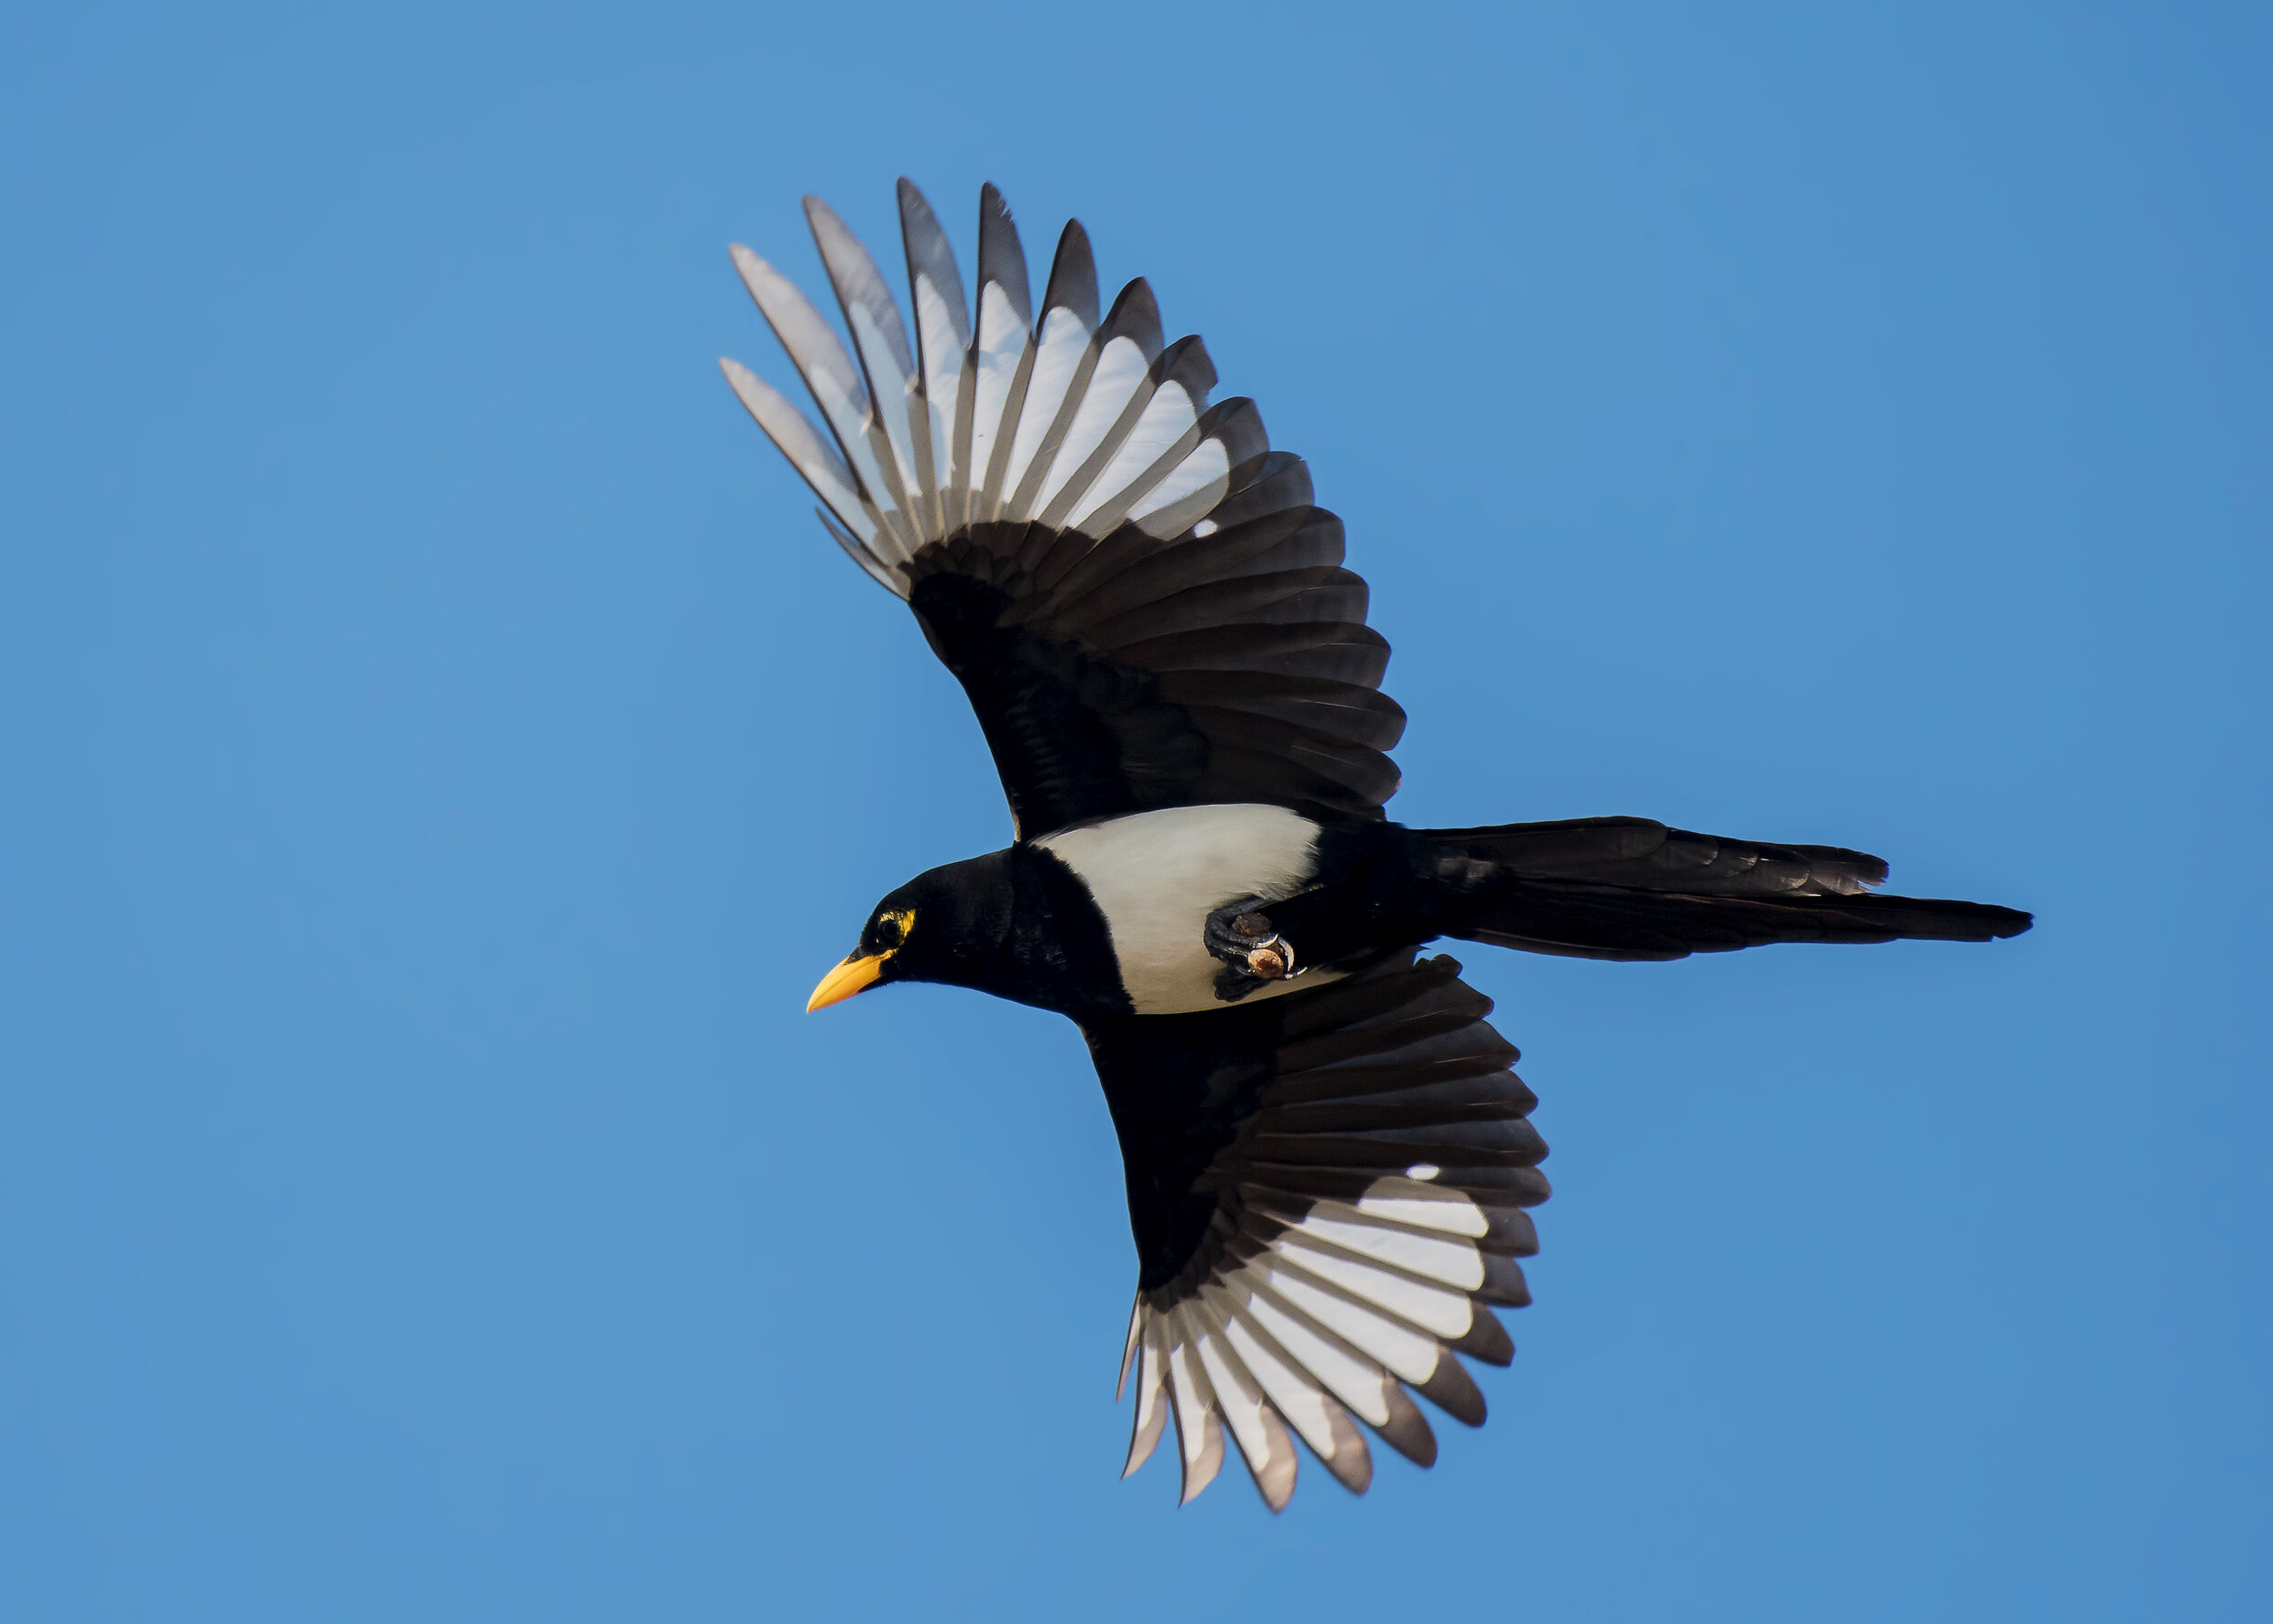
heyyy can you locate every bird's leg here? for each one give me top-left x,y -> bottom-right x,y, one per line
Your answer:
1205,896 -> 1309,1001
1205,833 -> 1455,1001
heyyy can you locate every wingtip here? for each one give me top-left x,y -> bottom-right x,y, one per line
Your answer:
896,175 -> 937,226
800,193 -> 845,236
1041,218 -> 1099,326
1121,1407 -> 1167,1479
1321,1403 -> 1374,1495
1252,1407 -> 1298,1512
1115,1298 -> 1143,1401
1414,1353 -> 1487,1429
1055,217 -> 1094,276
1374,1385 -> 1438,1468
1104,276 -> 1159,331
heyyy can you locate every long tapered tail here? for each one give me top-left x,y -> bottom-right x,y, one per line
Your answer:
1417,817 -> 2032,962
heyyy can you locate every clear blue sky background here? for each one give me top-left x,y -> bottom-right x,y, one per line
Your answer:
3,3 -> 2267,1619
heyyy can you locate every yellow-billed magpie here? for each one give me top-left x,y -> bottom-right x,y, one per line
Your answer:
724,181 -> 2032,1510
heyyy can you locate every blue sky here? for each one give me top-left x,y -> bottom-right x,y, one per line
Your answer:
2,3 -> 2267,1619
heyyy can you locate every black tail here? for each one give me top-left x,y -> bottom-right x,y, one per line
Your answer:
1417,817 -> 2033,962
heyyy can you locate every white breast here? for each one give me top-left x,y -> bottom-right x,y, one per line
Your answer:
1036,804 -> 1341,1016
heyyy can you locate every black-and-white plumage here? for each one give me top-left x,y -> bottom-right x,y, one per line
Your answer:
1093,948 -> 1541,1507
724,182 -> 1386,837
723,180 -> 2031,1511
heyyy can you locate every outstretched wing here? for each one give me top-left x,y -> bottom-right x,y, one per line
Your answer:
1081,950 -> 1547,1510
723,180 -> 1404,837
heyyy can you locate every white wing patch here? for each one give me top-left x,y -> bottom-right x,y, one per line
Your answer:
1105,943 -> 1545,1509
722,181 -> 1283,597
1125,1174 -> 1496,1510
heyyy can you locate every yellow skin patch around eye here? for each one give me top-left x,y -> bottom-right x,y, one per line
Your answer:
806,908 -> 916,1011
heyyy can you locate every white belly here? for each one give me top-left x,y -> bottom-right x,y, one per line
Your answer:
1035,804 -> 1344,1016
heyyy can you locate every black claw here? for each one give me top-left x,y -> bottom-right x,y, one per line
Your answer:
1204,898 -> 1300,999
1204,898 -> 1266,965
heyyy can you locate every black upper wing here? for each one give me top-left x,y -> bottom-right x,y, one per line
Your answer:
724,181 -> 1404,837
1081,950 -> 1547,1510
903,506 -> 1402,836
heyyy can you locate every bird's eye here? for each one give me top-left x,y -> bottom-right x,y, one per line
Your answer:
876,907 -> 915,949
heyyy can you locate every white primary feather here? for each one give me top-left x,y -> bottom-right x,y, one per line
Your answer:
1126,437 -> 1232,537
1165,1329 -> 1224,1502
896,183 -> 970,532
1261,1261 -> 1447,1383
1035,334 -> 1154,518
1205,1287 -> 1343,1464
1070,383 -> 1202,534
1271,1233 -> 1477,1341
1351,1175 -> 1491,1237
1286,1206 -> 1487,1291
717,361 -> 881,555
998,303 -> 1094,518
1189,1308 -> 1282,1499
802,198 -> 926,537
966,279 -> 1031,524
1122,1328 -> 1168,1478
1236,1275 -> 1398,1427
729,244 -> 917,565
726,183 -> 1266,581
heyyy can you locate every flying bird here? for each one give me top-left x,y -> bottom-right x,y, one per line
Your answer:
721,180 -> 2031,1511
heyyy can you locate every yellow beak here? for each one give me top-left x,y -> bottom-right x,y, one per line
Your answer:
806,951 -> 888,1012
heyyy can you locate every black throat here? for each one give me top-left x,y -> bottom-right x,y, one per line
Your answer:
899,845 -> 1130,1020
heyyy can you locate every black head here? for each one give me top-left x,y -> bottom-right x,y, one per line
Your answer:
806,852 -> 1020,1011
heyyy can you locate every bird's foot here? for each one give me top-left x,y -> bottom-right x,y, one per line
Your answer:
1206,899 -> 1301,1001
